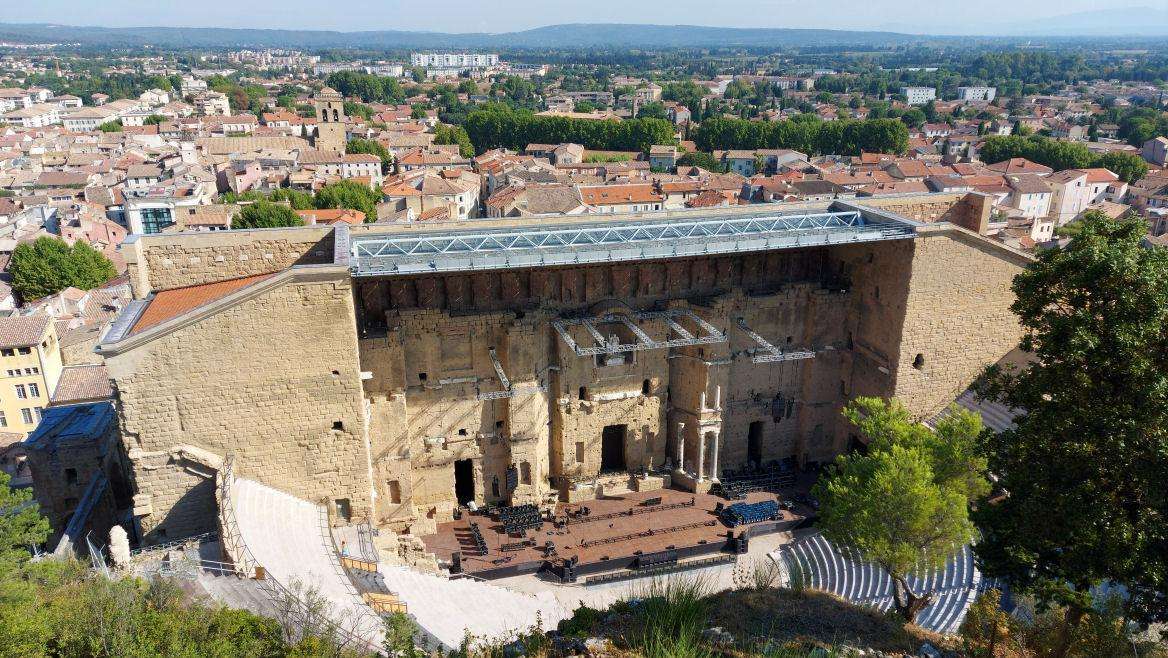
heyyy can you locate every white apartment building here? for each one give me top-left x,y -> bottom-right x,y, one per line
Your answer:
1047,168 -> 1125,225
61,106 -> 120,132
193,91 -> 231,116
139,88 -> 171,107
957,86 -> 997,102
3,103 -> 60,128
901,86 -> 937,105
0,88 -> 35,112
179,75 -> 209,96
410,52 -> 499,68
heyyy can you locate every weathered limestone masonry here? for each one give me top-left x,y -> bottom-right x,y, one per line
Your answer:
101,267 -> 371,543
96,193 -> 1029,544
123,226 -> 335,298
892,225 -> 1029,417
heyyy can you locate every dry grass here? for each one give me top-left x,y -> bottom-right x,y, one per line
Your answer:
704,587 -> 950,656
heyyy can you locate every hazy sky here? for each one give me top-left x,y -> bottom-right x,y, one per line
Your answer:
2,0 -> 1154,34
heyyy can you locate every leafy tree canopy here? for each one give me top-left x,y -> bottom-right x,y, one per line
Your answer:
9,237 -> 117,302
980,135 -> 1148,183
463,103 -> 675,155
233,200 -> 303,229
814,397 -> 984,622
692,116 -> 909,156
314,180 -> 381,220
432,124 -> 475,158
974,211 -> 1168,626
0,471 -> 49,572
346,138 -> 392,173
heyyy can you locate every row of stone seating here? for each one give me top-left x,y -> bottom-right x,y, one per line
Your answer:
775,533 -> 981,636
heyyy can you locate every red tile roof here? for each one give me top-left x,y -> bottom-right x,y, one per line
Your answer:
131,273 -> 275,336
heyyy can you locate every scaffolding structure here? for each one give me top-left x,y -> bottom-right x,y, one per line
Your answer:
734,318 -> 816,364
552,309 -> 726,357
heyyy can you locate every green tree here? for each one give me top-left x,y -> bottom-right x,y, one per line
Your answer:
636,101 -> 668,121
314,180 -> 380,220
974,211 -> 1168,636
9,237 -> 117,302
432,123 -> 475,158
233,201 -> 303,229
677,150 -> 727,173
573,100 -> 596,113
0,471 -> 49,572
1094,151 -> 1149,184
97,119 -> 122,132
346,137 -> 392,174
343,101 -> 374,121
814,397 -> 983,623
143,114 -> 167,125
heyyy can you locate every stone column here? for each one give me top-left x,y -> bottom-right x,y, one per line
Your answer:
697,431 -> 707,481
710,430 -> 720,481
699,391 -> 707,412
675,421 -> 685,468
714,386 -> 721,410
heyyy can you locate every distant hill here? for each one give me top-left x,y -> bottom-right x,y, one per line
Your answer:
988,6 -> 1168,37
0,22 -> 942,50
0,18 -> 1162,51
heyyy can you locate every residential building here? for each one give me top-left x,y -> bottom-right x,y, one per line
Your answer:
1005,174 -> 1053,219
649,145 -> 678,171
410,53 -> 498,68
0,316 -> 63,437
957,87 -> 997,102
61,106 -> 119,132
1142,136 -> 1168,166
4,103 -> 60,128
193,91 -> 231,117
381,170 -> 481,220
901,87 -> 937,105
579,184 -> 664,213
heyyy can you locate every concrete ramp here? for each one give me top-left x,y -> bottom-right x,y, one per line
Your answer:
231,477 -> 383,646
377,565 -> 569,651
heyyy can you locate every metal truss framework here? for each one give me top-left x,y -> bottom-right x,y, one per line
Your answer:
350,210 -> 915,275
734,318 -> 816,364
478,347 -> 547,400
552,309 -> 726,357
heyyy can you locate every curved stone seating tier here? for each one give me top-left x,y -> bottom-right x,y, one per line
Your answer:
232,478 -> 384,647
377,565 -> 570,651
773,533 -> 981,635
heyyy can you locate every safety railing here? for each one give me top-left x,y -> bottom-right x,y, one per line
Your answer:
216,456 -> 383,654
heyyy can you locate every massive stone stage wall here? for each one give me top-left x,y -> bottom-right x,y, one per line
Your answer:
100,196 -> 1029,542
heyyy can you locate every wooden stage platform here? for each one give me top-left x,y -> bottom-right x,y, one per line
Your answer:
421,487 -> 813,579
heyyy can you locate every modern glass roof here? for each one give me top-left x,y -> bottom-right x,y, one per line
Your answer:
349,208 -> 916,276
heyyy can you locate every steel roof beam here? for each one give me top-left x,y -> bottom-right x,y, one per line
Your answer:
735,318 -> 816,364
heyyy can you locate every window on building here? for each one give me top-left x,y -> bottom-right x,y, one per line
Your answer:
14,384 -> 26,399
20,408 -> 33,424
0,411 -> 6,427
140,206 -> 175,234
1,349 -> 13,357
34,407 -> 42,422
16,347 -> 30,355
28,383 -> 39,398
65,468 -> 77,485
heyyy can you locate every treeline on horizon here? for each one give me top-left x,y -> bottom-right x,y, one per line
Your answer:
461,105 -> 911,157
692,116 -> 910,157
980,134 -> 1149,183
462,104 -> 676,153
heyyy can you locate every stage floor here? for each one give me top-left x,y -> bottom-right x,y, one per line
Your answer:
421,486 -> 812,578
